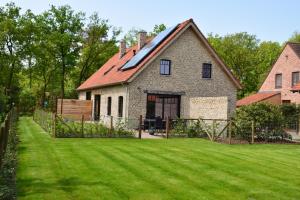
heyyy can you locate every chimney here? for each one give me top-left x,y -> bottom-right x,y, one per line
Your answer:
119,39 -> 126,58
137,31 -> 147,50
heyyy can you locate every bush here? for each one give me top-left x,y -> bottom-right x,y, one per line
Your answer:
170,119 -> 208,138
55,118 -> 135,138
0,109 -> 18,200
233,103 -> 289,142
18,88 -> 36,115
280,103 -> 300,127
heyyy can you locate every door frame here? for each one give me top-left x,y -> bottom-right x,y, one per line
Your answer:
146,93 -> 181,119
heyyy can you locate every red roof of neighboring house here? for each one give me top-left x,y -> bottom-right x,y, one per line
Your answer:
236,92 -> 280,107
77,19 -> 241,91
291,82 -> 300,91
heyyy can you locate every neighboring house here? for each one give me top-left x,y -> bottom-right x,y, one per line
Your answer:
237,42 -> 300,107
77,19 -> 241,121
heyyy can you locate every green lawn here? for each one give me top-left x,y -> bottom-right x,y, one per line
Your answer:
17,117 -> 300,200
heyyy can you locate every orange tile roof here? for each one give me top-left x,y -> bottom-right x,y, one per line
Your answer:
77,19 -> 191,91
236,92 -> 280,107
77,19 -> 241,91
291,82 -> 300,91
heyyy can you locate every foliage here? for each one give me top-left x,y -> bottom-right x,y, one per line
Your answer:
33,109 -> 134,138
0,87 -> 8,121
149,24 -> 166,36
0,108 -> 18,200
279,103 -> 300,126
207,33 -> 281,98
124,27 -> 145,47
289,31 -> 300,43
233,103 -> 289,141
18,88 -> 36,114
124,23 -> 166,46
170,119 -> 209,138
0,3 -> 119,113
74,13 -> 119,87
55,118 -> 135,138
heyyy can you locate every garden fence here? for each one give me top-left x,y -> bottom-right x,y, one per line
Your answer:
0,107 -> 17,168
33,109 -> 297,143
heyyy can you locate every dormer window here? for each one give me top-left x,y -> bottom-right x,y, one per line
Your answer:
160,59 -> 171,75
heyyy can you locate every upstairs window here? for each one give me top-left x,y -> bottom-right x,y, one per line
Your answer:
107,97 -> 112,116
275,73 -> 282,89
160,59 -> 171,75
118,96 -> 123,117
86,91 -> 91,100
202,63 -> 212,79
292,72 -> 300,86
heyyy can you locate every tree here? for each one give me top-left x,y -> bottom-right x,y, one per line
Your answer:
19,9 -> 37,89
42,5 -> 84,111
149,24 -> 166,36
124,27 -> 144,47
75,13 -> 119,86
0,3 -> 23,107
208,32 -> 260,98
289,31 -> 300,42
207,32 -> 281,99
124,24 -> 166,47
256,41 -> 281,85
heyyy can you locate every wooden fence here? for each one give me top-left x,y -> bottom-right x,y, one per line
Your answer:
56,99 -> 92,121
0,107 -> 17,168
34,109 -> 286,144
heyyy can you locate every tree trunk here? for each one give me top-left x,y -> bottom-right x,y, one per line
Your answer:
28,56 -> 32,88
60,53 -> 65,114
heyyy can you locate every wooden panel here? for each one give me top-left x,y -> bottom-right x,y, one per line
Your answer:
57,99 -> 92,121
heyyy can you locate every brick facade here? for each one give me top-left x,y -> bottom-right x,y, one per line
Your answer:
260,43 -> 300,103
127,28 -> 236,120
79,25 -> 238,120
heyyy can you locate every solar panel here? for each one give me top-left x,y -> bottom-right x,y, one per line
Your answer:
122,24 -> 178,70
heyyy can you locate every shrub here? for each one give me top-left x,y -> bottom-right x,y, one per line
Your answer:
170,119 -> 208,138
233,103 -> 288,142
0,109 -> 18,200
55,118 -> 135,138
279,103 -> 300,127
18,88 -> 36,115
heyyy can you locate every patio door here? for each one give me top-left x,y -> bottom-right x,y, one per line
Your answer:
94,95 -> 101,120
146,94 -> 180,119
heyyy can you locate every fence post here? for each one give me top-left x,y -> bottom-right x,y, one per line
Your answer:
138,115 -> 142,139
81,115 -> 84,138
166,116 -> 170,139
212,119 -> 216,141
52,113 -> 56,138
298,116 -> 300,135
110,116 -> 113,137
251,120 -> 255,144
228,120 -> 232,145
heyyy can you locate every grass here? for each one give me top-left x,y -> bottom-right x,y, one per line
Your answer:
17,117 -> 300,200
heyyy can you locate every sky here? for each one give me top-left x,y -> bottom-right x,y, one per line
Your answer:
1,0 -> 299,43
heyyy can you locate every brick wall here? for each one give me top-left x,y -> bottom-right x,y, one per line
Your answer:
260,44 -> 300,103
127,27 -> 237,120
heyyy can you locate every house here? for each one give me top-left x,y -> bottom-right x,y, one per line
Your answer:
77,19 -> 241,121
237,42 -> 300,107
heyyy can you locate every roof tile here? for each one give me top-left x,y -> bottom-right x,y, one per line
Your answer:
236,92 -> 280,107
